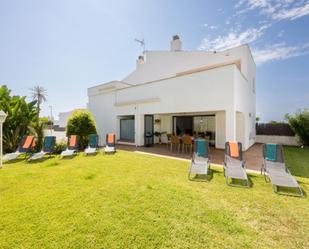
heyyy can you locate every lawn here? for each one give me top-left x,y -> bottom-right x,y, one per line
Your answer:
0,150 -> 308,249
284,146 -> 309,178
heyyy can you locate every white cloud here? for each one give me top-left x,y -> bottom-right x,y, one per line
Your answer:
199,25 -> 269,51
236,0 -> 276,15
199,1 -> 309,65
272,2 -> 309,20
235,0 -> 309,20
209,25 -> 217,30
203,24 -> 217,30
252,42 -> 309,64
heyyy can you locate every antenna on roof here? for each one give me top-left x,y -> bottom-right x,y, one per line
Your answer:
134,38 -> 145,53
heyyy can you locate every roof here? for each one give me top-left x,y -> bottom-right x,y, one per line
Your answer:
88,44 -> 255,95
88,62 -> 245,97
121,44 -> 253,85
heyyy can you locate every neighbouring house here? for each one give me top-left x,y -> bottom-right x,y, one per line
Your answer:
54,108 -> 86,128
87,35 -> 256,150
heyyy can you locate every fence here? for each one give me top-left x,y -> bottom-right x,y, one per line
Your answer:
256,123 -> 294,136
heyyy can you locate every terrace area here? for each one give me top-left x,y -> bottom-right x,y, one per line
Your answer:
117,143 -> 263,171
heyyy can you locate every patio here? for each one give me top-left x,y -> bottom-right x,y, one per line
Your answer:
117,142 -> 263,171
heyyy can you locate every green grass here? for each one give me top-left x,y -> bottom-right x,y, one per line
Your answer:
0,150 -> 309,249
284,146 -> 309,178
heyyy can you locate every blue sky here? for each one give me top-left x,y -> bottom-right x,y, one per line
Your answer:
0,0 -> 308,122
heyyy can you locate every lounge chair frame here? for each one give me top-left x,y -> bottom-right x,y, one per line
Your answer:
3,135 -> 35,161
188,139 -> 211,181
224,142 -> 250,188
104,134 -> 116,154
28,136 -> 56,161
85,134 -> 99,155
61,135 -> 79,158
261,144 -> 303,197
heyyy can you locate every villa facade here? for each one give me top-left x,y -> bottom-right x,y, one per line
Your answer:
87,36 -> 256,150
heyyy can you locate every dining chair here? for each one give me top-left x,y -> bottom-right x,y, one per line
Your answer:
182,135 -> 193,154
166,134 -> 172,148
170,135 -> 180,153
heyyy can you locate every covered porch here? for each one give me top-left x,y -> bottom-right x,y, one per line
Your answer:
140,110 -> 247,150
116,109 -> 249,150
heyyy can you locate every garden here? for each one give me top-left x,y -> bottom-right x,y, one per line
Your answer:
0,85 -> 309,248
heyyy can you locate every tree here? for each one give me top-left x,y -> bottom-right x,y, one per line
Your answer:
30,86 -> 47,150
66,110 -> 97,150
0,85 -> 37,152
30,86 -> 47,127
285,109 -> 309,147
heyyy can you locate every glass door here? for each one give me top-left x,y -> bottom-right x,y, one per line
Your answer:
120,116 -> 135,142
144,115 -> 154,146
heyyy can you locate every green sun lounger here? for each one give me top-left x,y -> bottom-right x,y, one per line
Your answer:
261,143 -> 303,197
84,134 -> 99,155
188,139 -> 210,181
28,136 -> 56,161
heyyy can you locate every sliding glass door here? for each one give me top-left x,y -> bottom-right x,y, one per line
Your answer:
144,115 -> 154,146
120,116 -> 135,142
173,115 -> 216,142
173,116 -> 193,135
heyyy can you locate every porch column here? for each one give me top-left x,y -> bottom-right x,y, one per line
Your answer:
134,112 -> 144,146
225,109 -> 236,142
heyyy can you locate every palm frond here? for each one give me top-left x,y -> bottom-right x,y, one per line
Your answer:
29,86 -> 47,104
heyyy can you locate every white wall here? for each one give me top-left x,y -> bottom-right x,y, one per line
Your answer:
54,112 -> 72,128
87,91 -> 118,146
215,112 -> 226,149
256,135 -> 299,146
123,45 -> 252,85
89,65 -> 235,147
116,65 -> 234,114
234,59 -> 256,149
54,109 -> 86,128
236,112 -> 245,147
43,129 -> 66,142
88,64 -> 255,149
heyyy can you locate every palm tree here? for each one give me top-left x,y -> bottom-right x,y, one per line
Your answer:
29,86 -> 47,151
30,86 -> 47,128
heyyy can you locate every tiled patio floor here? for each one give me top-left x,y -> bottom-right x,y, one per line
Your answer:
117,143 -> 264,171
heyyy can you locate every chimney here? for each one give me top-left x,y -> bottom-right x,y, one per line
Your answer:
170,35 -> 182,51
136,55 -> 144,68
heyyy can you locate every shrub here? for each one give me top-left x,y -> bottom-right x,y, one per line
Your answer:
0,85 -> 37,153
285,109 -> 309,147
66,110 -> 97,150
54,141 -> 67,154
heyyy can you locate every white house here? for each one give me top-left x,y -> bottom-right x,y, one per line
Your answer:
54,108 -> 86,128
87,36 -> 256,150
